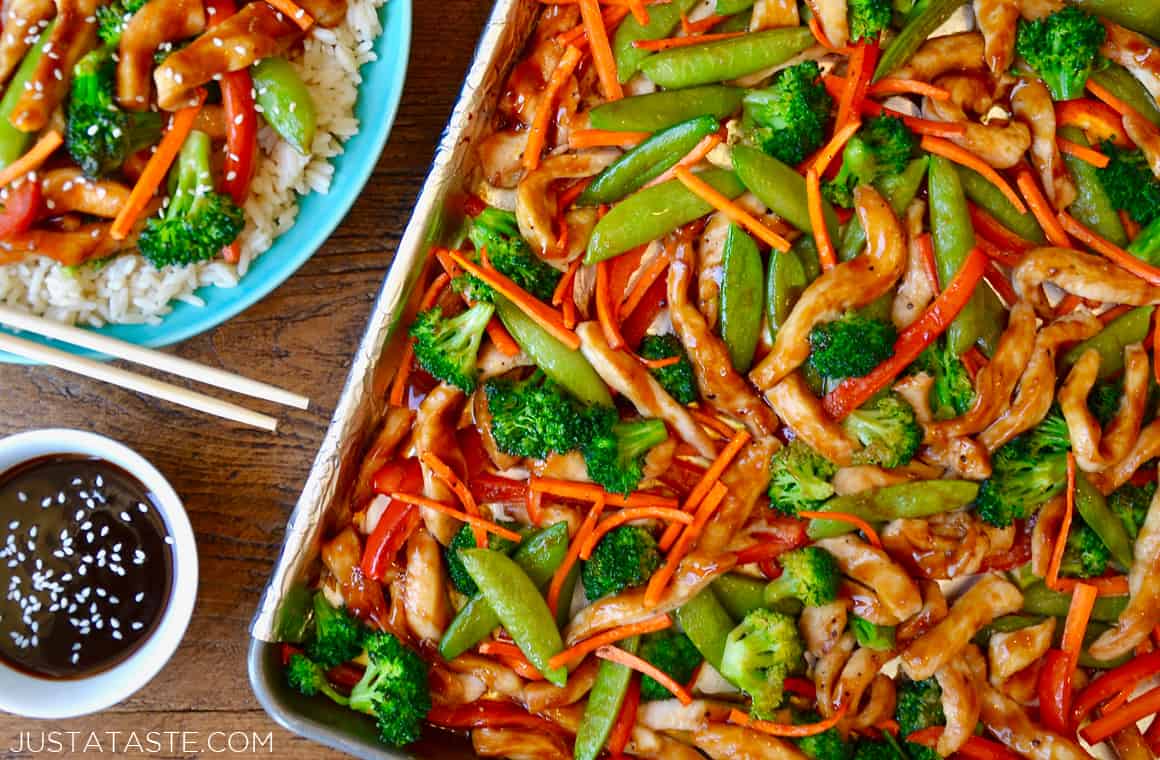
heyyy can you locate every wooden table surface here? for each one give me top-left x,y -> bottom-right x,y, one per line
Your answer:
0,1 -> 493,755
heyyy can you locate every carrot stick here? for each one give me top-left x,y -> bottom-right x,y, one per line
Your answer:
596,644 -> 693,704
681,12 -> 725,34
1062,580 -> 1097,664
646,132 -> 721,187
569,129 -> 651,149
111,91 -> 206,240
867,78 -> 950,100
640,355 -> 680,369
808,15 -> 852,54
526,488 -> 543,527
798,510 -> 882,547
674,166 -> 791,252
841,42 -> 878,131
1047,453 -> 1077,590
580,507 -> 694,559
983,260 -> 1018,308
836,43 -> 868,129
690,408 -> 736,437
1080,686 -> 1160,745
729,704 -> 849,737
631,31 -> 745,51
388,272 -> 451,407
1053,575 -> 1131,595
580,0 -> 623,101
388,492 -> 524,542
916,232 -> 939,291
596,258 -> 627,350
922,136 -> 1027,214
553,257 -> 582,307
646,481 -> 727,606
806,168 -> 837,270
0,130 -> 61,189
435,247 -> 521,357
620,251 -> 669,318
530,476 -> 680,508
1059,211 -> 1160,286
968,203 -> 1037,253
811,119 -> 862,176
627,0 -> 648,24
558,5 -> 629,48
421,452 -> 487,547
547,613 -> 672,670
547,493 -> 606,615
659,429 -> 748,550
478,641 -> 543,679
1014,170 -> 1070,247
1058,138 -> 1109,168
263,0 -> 313,29
525,45 -> 584,172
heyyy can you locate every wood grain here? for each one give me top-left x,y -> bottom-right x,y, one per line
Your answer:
0,0 -> 493,755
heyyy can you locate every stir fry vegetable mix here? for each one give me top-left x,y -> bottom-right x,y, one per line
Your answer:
293,0 -> 1160,756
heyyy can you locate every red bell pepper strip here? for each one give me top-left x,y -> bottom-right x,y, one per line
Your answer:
360,458 -> 424,580
606,673 -> 640,756
427,701 -> 570,737
469,473 -> 530,504
1038,649 -> 1073,734
1055,99 -> 1131,148
906,727 -> 1023,760
1073,651 -> 1160,726
784,677 -> 816,699
1080,685 -> 1160,745
0,178 -> 41,238
621,275 -> 666,349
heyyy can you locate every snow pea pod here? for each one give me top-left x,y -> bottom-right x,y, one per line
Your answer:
640,27 -> 813,89
676,590 -> 734,671
586,168 -> 745,263
1072,0 -> 1160,44
714,12 -> 752,32
715,0 -> 753,13
930,155 -> 985,355
1061,306 -> 1153,380
589,86 -> 745,132
613,0 -> 699,83
712,574 -> 767,620
495,295 -> 613,406
765,245 -> 808,340
439,523 -> 570,660
839,157 -> 928,262
573,636 -> 640,760
733,144 -> 840,242
806,480 -> 980,539
957,165 -> 1045,244
579,115 -> 719,205
251,56 -> 317,155
1089,66 -> 1160,128
1021,581 -> 1128,623
875,0 -> 969,81
1128,216 -> 1160,265
1075,471 -> 1135,570
0,21 -> 53,168
459,548 -> 568,686
1060,126 -> 1126,247
720,224 -> 764,372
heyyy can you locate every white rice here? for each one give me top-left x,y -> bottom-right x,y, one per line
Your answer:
0,0 -> 387,327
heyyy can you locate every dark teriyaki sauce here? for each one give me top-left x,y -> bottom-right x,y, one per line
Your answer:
0,455 -> 174,679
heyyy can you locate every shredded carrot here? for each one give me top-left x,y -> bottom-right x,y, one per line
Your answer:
569,129 -> 651,149
1081,686 -> 1160,745
983,260 -> 1018,308
525,45 -> 583,172
389,492 -> 523,542
646,132 -> 722,187
421,452 -> 486,547
1059,211 -> 1160,286
530,476 -> 680,508
553,257 -> 582,307
1058,138 -> 1109,168
448,249 -> 580,349
690,408 -> 737,438
581,507 -> 694,559
435,247 -> 521,357
626,0 -> 648,24
263,0 -> 313,29
646,481 -> 727,606
674,166 -> 790,251
729,704 -> 849,737
808,15 -> 852,54
1062,580 -> 1097,663
526,488 -> 543,527
960,347 -> 989,381
0,130 -> 61,189
620,251 -> 670,317
111,91 -> 206,240
596,645 -> 693,704
1055,292 -> 1084,317
640,354 -> 680,369
968,203 -> 1037,253
1014,170 -> 1070,247
811,119 -> 862,176
479,641 -> 543,679
681,12 -> 725,34
558,5 -> 629,49
547,614 -> 672,670
798,510 -> 882,547
867,78 -> 949,100
547,493 -> 605,615
1086,79 -> 1149,123
882,107 -> 966,138
659,429 -> 750,550
632,31 -> 745,51
806,168 -> 837,271
1053,575 -> 1131,596
1047,453 -> 1077,590
580,0 -> 623,101
916,233 -> 939,292
388,272 -> 450,406
921,136 -> 1026,214
596,258 -> 627,350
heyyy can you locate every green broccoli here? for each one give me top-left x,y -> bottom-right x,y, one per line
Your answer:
763,546 -> 840,607
853,739 -> 906,760
1027,405 -> 1072,453
409,302 -> 495,393
1098,141 -> 1160,226
1060,521 -> 1111,578
823,116 -> 917,208
483,371 -> 595,459
95,0 -> 146,45
1108,481 -> 1155,540
136,130 -> 244,268
637,630 -> 703,701
977,434 -> 1069,527
444,522 -> 520,596
639,333 -> 698,404
582,417 -> 669,495
742,61 -> 833,166
720,609 -> 805,719
768,439 -> 837,517
794,710 -> 853,760
65,47 -> 162,178
808,312 -> 897,381
851,616 -> 896,650
458,207 -> 561,302
1015,6 -> 1106,101
286,653 -> 350,706
896,677 -> 944,760
911,338 -> 975,420
348,631 -> 431,748
582,524 -> 662,600
306,592 -> 365,668
1088,379 -> 1122,427
843,392 -> 922,468
848,0 -> 892,42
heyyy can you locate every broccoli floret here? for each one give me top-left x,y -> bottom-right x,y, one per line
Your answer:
1060,521 -> 1111,578
896,677 -> 944,760
408,302 -> 494,393
459,207 -> 561,302
851,616 -> 896,650
843,392 -> 922,468
1027,406 -> 1072,453
976,434 -> 1069,528
1098,141 -> 1160,226
763,546 -> 840,607
136,129 -> 244,268
95,0 -> 146,45
637,630 -> 703,701
742,61 -> 833,166
768,439 -> 837,517
65,47 -> 163,178
639,333 -> 698,404
581,525 -> 662,600
720,609 -> 805,719
1015,6 -> 1105,101
1088,380 -> 1122,427
853,739 -> 905,760
808,312 -> 897,381
286,653 -> 350,706
484,371 -> 595,459
445,522 -> 520,596
306,592 -> 365,668
848,0 -> 892,42
911,338 -> 975,420
582,417 -> 669,495
823,116 -> 917,208
794,710 -> 853,760
1108,481 -> 1155,540
349,632 -> 430,747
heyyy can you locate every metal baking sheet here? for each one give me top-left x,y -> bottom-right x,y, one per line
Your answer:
248,0 -> 538,755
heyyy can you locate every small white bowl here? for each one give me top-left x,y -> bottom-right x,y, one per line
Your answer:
0,429 -> 197,718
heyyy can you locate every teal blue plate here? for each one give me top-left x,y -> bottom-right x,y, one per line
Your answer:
1,0 -> 411,364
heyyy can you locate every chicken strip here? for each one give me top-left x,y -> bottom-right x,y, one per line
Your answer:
814,535 -> 923,624
934,654 -> 980,756
987,617 -> 1055,685
800,600 -> 849,656
1101,22 -> 1160,105
894,373 -> 992,480
1013,247 -> 1160,317
698,438 -> 778,554
0,0 -> 54,86
698,212 -> 730,329
402,530 -> 450,642
694,723 -> 809,760
804,0 -> 847,47
1123,111 -> 1160,178
638,699 -> 733,733
117,0 -> 205,110
1011,78 -> 1076,209
765,372 -> 860,466
1090,483 -> 1160,660
414,384 -> 468,545
749,0 -> 799,31
472,729 -> 569,760
523,657 -> 597,713
892,200 -> 934,329
40,169 -> 131,219
973,0 -> 1019,72
894,32 -> 986,81
1059,345 -> 1150,472
517,151 -> 618,257
924,97 -> 1033,169
10,0 -> 98,131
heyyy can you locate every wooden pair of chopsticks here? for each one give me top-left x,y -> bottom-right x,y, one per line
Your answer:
0,305 -> 308,431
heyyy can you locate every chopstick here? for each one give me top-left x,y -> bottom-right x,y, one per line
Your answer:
0,305 -> 309,410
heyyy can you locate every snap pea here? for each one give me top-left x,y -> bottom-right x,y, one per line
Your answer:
975,285 -> 1007,357
589,86 -> 745,132
1071,0 -> 1160,44
613,0 -> 699,83
930,155 -> 985,355
875,0 -> 969,81
1061,306 -> 1153,380
806,480 -> 980,539
1089,66 -> 1160,128
586,168 -> 745,263
274,585 -> 314,643
640,27 -> 813,89
439,523 -> 570,660
733,145 -> 841,242
555,563 -> 580,630
676,589 -> 734,671
983,614 -> 1047,634
459,548 -> 568,686
720,224 -> 764,372
839,157 -> 928,262
765,246 -> 808,340
851,616 -> 896,650
579,116 -> 719,205
1075,471 -> 1135,570
0,21 -> 54,168
495,295 -> 613,406
712,574 -> 767,619
251,56 -> 317,155
1060,126 -> 1127,247
1021,581 -> 1128,622
574,636 -> 640,760
714,12 -> 753,32
956,165 -> 1046,244
1129,216 -> 1160,265
715,0 -> 754,13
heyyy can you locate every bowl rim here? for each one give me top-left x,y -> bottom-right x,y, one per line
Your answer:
0,429 -> 198,719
